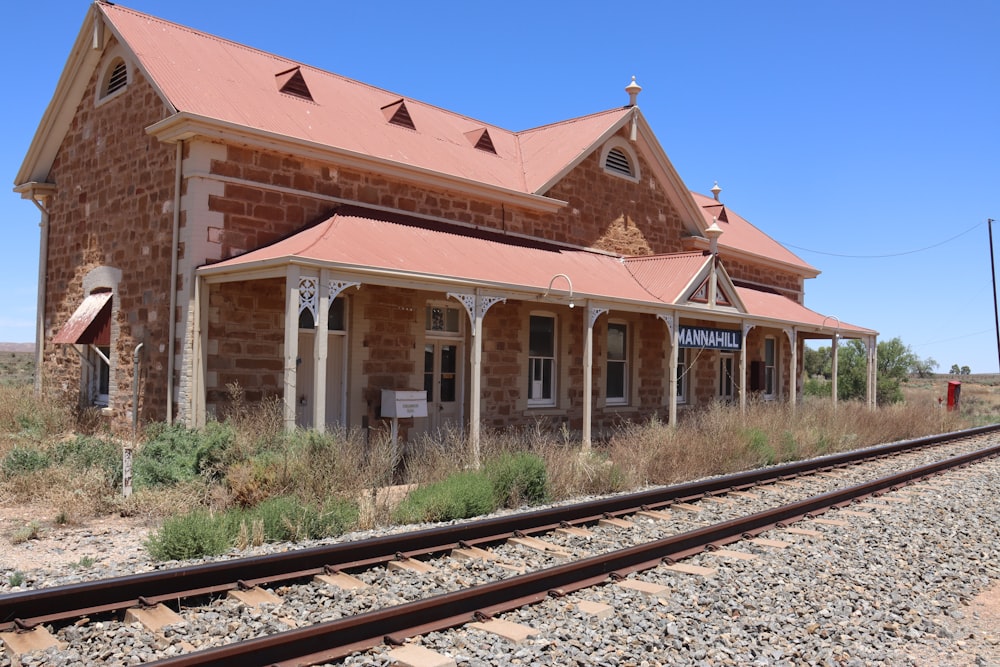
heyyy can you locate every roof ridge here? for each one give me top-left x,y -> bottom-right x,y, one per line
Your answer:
515,107 -> 631,136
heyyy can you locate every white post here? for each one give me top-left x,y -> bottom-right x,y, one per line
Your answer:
313,271 -> 330,433
831,335 -> 839,407
789,327 -> 798,412
739,321 -> 748,414
283,266 -> 300,432
469,295 -> 484,468
582,305 -> 594,451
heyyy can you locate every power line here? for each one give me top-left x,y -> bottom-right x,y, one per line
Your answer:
783,220 -> 985,258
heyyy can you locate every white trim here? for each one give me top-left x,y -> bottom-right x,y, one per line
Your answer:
599,136 -> 640,183
95,48 -> 131,107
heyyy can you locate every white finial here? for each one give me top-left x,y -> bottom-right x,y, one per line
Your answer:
705,217 -> 723,255
625,76 -> 642,107
711,181 -> 722,201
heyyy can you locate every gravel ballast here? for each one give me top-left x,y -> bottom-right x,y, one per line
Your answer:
1,446 -> 998,666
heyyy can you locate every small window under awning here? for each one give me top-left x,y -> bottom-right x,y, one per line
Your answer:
53,292 -> 112,345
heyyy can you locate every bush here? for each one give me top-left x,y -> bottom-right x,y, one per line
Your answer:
135,423 -> 210,488
228,495 -> 359,543
145,510 -> 231,561
485,452 -> 549,508
392,470 -> 496,524
2,446 -> 52,477
53,435 -> 123,487
145,495 -> 359,561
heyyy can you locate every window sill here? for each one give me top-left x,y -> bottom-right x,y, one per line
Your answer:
525,407 -> 566,417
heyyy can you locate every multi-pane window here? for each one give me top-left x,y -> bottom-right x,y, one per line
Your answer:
528,315 -> 556,406
95,346 -> 111,407
426,304 -> 460,334
606,322 -> 628,405
764,337 -> 776,398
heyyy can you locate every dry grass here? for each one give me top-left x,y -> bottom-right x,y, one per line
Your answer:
0,373 -> 997,528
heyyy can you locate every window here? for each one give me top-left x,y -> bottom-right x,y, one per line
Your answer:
764,337 -> 776,398
299,297 -> 346,330
718,353 -> 735,400
426,304 -> 461,334
676,348 -> 688,404
606,322 -> 628,405
528,315 -> 556,406
95,346 -> 111,407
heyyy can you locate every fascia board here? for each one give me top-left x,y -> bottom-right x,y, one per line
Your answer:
714,261 -> 747,312
633,113 -> 710,235
198,257 -> 672,312
149,113 -> 568,214
16,7 -> 104,185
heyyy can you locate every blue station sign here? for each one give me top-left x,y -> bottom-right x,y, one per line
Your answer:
678,326 -> 742,350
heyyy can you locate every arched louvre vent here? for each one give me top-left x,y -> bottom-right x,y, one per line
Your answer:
465,128 -> 496,154
104,59 -> 128,97
276,66 -> 313,101
605,147 -> 633,177
382,99 -> 416,130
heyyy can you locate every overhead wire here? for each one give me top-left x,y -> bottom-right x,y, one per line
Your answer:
782,220 -> 985,258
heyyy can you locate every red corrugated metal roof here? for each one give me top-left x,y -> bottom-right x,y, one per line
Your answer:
52,292 -> 112,345
206,207 -> 660,305
622,253 -> 711,303
99,4 -> 630,197
691,192 -> 816,274
735,287 -> 875,337
201,207 -> 874,335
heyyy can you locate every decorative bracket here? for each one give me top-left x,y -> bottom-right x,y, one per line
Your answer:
448,293 -> 507,336
328,280 -> 361,301
298,276 -> 318,320
657,313 -> 674,336
588,306 -> 609,328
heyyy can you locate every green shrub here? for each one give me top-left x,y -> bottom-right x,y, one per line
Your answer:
193,421 -> 238,478
135,423 -> 207,487
145,510 -> 231,561
228,495 -> 359,543
2,447 -> 52,477
392,470 -> 496,524
485,452 -> 549,508
53,435 -> 123,486
744,428 -> 776,466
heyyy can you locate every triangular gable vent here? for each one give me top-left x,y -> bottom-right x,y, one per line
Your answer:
382,99 -> 416,130
464,128 -> 496,154
276,67 -> 313,101
688,276 -> 735,307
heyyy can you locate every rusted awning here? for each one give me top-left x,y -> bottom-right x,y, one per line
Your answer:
53,292 -> 112,345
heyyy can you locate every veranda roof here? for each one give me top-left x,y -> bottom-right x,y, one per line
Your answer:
200,206 -> 874,337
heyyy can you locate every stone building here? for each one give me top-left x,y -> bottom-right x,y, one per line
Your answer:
15,2 -> 876,449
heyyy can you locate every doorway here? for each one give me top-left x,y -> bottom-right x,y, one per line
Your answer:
295,332 -> 346,429
718,352 -> 736,401
423,341 -> 462,432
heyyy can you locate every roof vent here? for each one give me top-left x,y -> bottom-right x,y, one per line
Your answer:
605,147 -> 633,177
276,66 -> 313,101
465,128 -> 496,154
382,99 -> 416,130
101,58 -> 128,98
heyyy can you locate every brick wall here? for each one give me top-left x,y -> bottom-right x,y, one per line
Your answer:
42,40 -> 175,425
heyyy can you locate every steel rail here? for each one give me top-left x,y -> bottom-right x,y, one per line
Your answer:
1,423 -> 997,629
147,441 -> 1000,667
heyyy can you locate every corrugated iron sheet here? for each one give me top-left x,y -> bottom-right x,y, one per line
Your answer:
52,292 -> 112,345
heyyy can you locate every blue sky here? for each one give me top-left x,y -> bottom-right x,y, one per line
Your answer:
4,1 -> 998,373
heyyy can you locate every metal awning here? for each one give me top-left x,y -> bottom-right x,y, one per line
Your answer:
52,292 -> 112,345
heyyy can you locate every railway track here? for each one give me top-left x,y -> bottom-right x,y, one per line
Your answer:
2,424 -> 999,665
